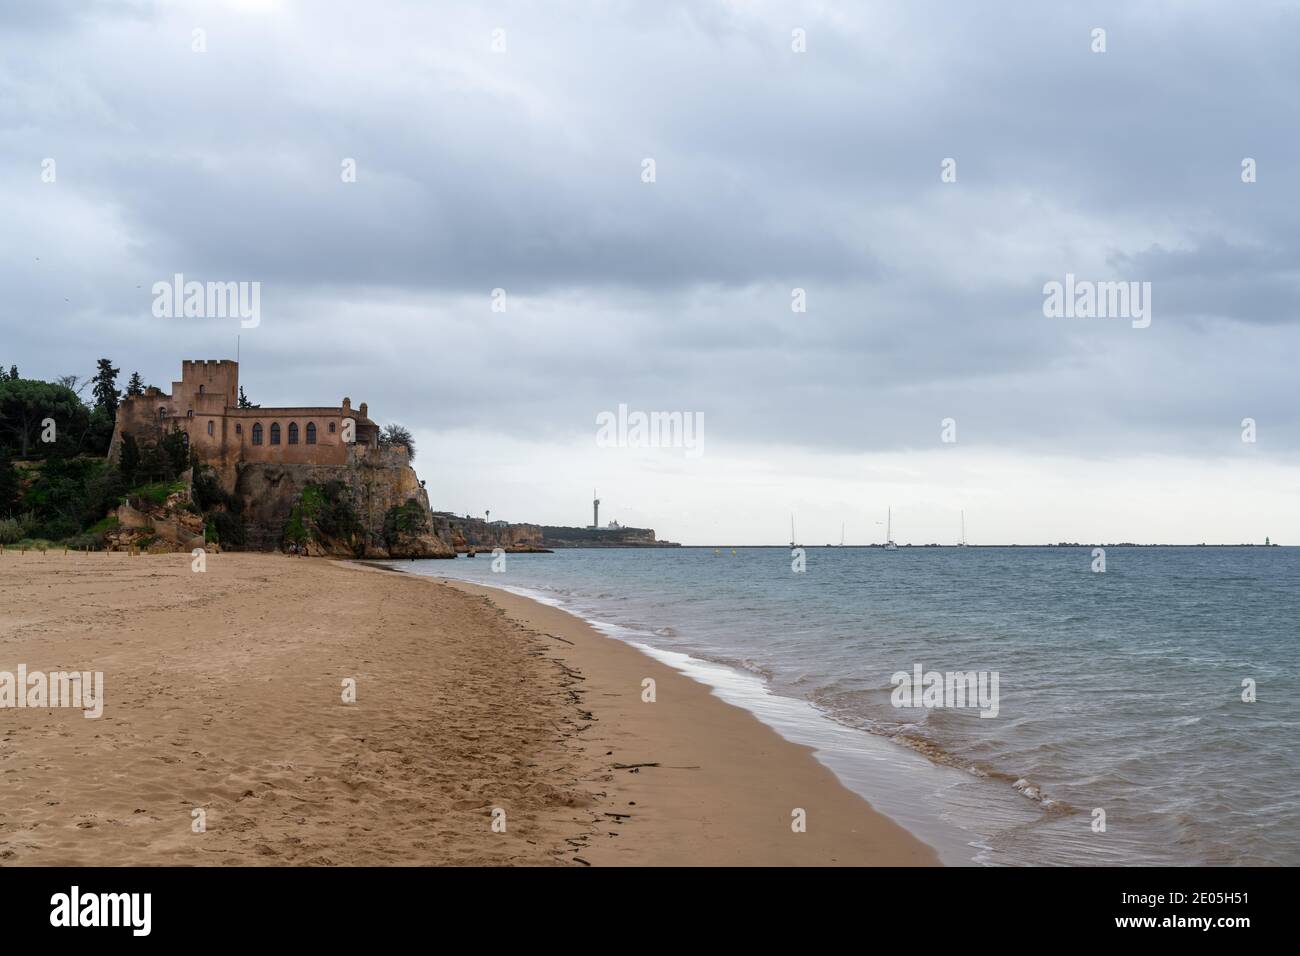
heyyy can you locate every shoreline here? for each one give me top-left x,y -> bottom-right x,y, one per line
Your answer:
385,564 -> 993,864
388,568 -> 939,865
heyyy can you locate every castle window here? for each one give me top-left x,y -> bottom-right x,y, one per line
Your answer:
252,423 -> 263,445
187,409 -> 194,419
270,423 -> 281,445
199,385 -> 205,395
207,421 -> 214,437
159,407 -> 168,420
181,432 -> 189,450
306,422 -> 317,444
288,422 -> 299,445
328,421 -> 336,433
236,423 -> 242,435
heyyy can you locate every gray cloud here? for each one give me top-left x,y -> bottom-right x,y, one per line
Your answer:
2,0 -> 1298,472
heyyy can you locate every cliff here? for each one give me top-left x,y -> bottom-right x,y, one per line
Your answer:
431,513 -> 549,553
427,516 -> 679,552
539,525 -> 678,548
233,445 -> 453,558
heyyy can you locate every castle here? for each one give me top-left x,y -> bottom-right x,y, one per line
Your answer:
109,360 -> 382,488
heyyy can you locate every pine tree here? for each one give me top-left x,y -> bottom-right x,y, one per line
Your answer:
91,359 -> 121,417
238,386 -> 256,408
126,372 -> 145,397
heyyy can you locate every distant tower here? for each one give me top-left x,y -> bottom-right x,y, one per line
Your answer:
592,490 -> 600,530
486,509 -> 490,524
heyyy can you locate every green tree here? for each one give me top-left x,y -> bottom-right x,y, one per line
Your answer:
91,359 -> 120,418
238,386 -> 255,408
6,366 -> 17,381
383,498 -> 429,549
0,378 -> 89,458
134,440 -> 170,484
160,426 -> 189,477
379,423 -> 416,461
119,433 -> 141,486
81,407 -> 116,457
78,464 -> 126,530
126,372 -> 145,397
20,456 -> 104,539
0,449 -> 20,516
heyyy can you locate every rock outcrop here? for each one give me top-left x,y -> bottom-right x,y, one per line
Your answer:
105,472 -> 208,553
431,513 -> 549,553
539,525 -> 677,547
234,445 -> 453,558
426,515 -> 679,552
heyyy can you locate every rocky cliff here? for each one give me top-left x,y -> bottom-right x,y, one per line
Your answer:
431,513 -> 549,553
234,445 -> 453,558
540,525 -> 677,547
426,516 -> 678,551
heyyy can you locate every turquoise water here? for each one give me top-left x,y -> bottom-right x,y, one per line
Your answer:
398,546 -> 1299,866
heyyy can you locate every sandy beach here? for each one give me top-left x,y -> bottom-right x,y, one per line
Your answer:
0,551 -> 935,866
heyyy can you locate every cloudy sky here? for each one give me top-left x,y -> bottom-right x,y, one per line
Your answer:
3,0 -> 1297,544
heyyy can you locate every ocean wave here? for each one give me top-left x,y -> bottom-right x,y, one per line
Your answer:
805,707 -> 1078,816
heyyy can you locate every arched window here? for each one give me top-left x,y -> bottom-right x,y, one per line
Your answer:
181,432 -> 189,450
207,421 -> 214,437
328,421 -> 336,433
159,407 -> 168,421
306,422 -> 317,444
288,422 -> 299,444
270,423 -> 281,445
199,384 -> 205,395
252,423 -> 263,445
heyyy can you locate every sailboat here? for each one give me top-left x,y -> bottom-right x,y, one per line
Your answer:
957,510 -> 968,547
827,523 -> 845,548
884,508 -> 898,550
790,515 -> 801,549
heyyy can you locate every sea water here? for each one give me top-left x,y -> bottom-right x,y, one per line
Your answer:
399,546 -> 1299,866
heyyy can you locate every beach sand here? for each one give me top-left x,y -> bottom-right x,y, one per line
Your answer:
0,551 -> 936,866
